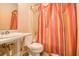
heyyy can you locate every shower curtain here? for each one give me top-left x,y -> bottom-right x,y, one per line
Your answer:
37,3 -> 77,56
10,10 -> 17,29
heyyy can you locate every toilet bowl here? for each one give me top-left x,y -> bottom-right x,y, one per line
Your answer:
24,34 -> 43,56
29,43 -> 43,56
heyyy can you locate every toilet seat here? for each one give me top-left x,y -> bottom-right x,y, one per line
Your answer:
30,43 -> 43,49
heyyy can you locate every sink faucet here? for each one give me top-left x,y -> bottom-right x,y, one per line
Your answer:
1,31 -> 10,35
5,31 -> 10,34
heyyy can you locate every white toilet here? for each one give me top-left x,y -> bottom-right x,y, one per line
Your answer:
24,34 -> 43,56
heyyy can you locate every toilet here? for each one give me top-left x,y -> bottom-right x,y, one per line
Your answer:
24,34 -> 43,56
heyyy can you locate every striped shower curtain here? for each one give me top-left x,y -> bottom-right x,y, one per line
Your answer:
37,3 -> 77,56
10,10 -> 17,29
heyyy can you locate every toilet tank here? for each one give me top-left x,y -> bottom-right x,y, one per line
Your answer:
24,33 -> 33,46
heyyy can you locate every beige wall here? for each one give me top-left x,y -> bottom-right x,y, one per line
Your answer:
18,4 -> 30,32
18,4 -> 38,40
0,4 -> 17,29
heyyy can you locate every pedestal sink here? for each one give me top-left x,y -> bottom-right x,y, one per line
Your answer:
0,32 -> 32,56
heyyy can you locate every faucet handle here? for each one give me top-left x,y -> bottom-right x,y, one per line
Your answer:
5,31 -> 10,34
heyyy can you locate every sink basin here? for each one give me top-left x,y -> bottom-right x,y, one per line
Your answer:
0,33 -> 22,39
0,33 -> 31,39
0,33 -> 32,44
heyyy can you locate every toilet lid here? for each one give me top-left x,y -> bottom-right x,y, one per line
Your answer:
30,43 -> 43,49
